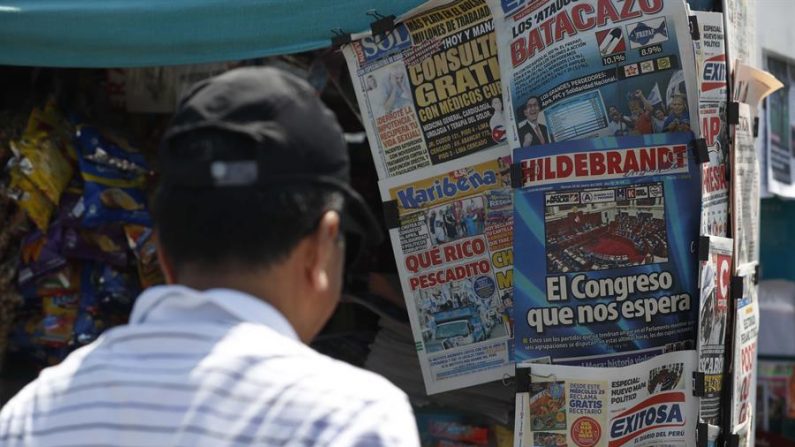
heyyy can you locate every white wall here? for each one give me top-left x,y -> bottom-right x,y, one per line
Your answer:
757,0 -> 795,66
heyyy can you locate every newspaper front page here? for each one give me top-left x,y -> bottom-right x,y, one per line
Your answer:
512,133 -> 700,366
732,103 -> 758,269
514,350 -> 698,447
343,0 -> 509,179
379,146 -> 514,393
730,263 -> 759,446
696,236 -> 732,427
693,11 -> 729,237
486,0 -> 699,149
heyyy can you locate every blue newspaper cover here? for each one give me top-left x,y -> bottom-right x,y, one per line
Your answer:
512,132 -> 700,366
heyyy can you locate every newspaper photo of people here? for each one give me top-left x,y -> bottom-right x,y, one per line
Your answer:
545,183 -> 668,274
697,236 -> 732,426
427,197 -> 486,246
529,381 -> 567,432
416,274 -> 508,353
647,362 -> 685,394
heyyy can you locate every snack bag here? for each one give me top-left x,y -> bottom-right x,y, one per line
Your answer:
39,294 -> 79,346
7,167 -> 55,230
74,125 -> 148,180
76,144 -> 150,227
62,225 -> 128,267
10,133 -> 73,205
19,262 -> 81,299
124,224 -> 165,287
82,181 -> 151,227
25,102 -> 78,162
18,225 -> 67,288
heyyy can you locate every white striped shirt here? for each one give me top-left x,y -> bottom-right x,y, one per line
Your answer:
0,286 -> 419,447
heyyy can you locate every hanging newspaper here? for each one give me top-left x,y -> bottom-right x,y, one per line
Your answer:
343,0 -> 508,180
693,11 -> 729,237
729,263 -> 759,445
732,103 -> 758,269
722,0 -> 755,71
379,146 -> 514,394
696,236 -> 732,426
486,0 -> 699,149
514,350 -> 698,447
512,133 -> 700,365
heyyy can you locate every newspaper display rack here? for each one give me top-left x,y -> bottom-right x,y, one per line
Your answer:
340,0 -> 773,443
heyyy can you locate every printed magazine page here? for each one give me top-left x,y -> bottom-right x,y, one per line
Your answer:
343,0 -> 509,179
487,0 -> 700,149
512,133 -> 701,365
514,350 -> 698,447
379,146 -> 514,394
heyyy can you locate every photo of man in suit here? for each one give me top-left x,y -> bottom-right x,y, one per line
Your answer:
518,96 -> 553,147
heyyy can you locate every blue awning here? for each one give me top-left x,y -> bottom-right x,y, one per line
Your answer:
0,1 -> 424,67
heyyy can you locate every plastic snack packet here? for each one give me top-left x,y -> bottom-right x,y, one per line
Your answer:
7,167 -> 55,230
10,134 -> 73,205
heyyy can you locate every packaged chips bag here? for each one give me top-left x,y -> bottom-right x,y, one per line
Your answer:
18,225 -> 67,288
75,126 -> 151,227
39,294 -> 79,346
6,166 -> 55,231
124,224 -> 165,288
75,125 -> 148,180
62,225 -> 128,267
10,131 -> 73,205
24,102 -> 78,163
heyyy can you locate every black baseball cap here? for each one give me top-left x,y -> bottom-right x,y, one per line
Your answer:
159,66 -> 382,248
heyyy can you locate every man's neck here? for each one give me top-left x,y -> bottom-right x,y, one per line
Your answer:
177,266 -> 301,334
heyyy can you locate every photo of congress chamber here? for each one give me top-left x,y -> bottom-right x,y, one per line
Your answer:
544,183 -> 668,274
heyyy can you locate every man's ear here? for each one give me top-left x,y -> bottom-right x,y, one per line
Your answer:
154,230 -> 177,284
304,210 -> 341,292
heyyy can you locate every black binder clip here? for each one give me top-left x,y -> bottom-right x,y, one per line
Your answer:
331,29 -> 352,50
698,236 -> 710,262
731,276 -> 744,299
727,102 -> 740,125
368,11 -> 396,39
753,116 -> 760,138
754,264 -> 760,284
696,423 -> 708,447
689,16 -> 700,41
382,200 -> 400,230
692,371 -> 706,397
516,367 -> 531,393
692,138 -> 709,164
511,163 -> 524,189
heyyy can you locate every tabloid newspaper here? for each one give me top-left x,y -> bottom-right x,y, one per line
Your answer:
721,0 -> 755,70
729,263 -> 759,446
693,12 -> 729,238
379,146 -> 514,394
731,103 -> 758,269
486,0 -> 699,149
696,236 -> 732,427
512,133 -> 700,366
342,0 -> 509,180
514,350 -> 698,447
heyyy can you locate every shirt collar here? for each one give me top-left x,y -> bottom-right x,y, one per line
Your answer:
129,285 -> 299,341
